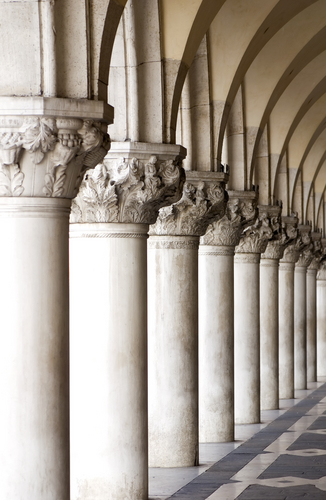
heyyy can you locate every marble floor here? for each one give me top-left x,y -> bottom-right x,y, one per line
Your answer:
149,378 -> 326,500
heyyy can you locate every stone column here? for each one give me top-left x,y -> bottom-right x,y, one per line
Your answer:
148,171 -> 228,467
69,143 -> 185,500
294,225 -> 313,390
317,259 -> 326,378
199,191 -> 256,442
260,207 -> 284,411
278,219 -> 301,399
0,97 -> 111,499
234,205 -> 274,424
307,233 -> 322,383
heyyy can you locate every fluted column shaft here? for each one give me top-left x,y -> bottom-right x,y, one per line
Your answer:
307,268 -> 317,382
199,245 -> 235,442
260,258 -> 279,410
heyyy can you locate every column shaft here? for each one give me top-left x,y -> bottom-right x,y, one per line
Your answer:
0,198 -> 70,499
70,223 -> 148,500
199,246 -> 234,442
294,266 -> 307,390
148,235 -> 199,467
307,268 -> 317,382
279,262 -> 295,398
260,258 -> 279,410
317,278 -> 326,377
234,253 -> 260,424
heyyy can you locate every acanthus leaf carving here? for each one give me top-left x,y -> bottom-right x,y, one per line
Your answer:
43,132 -> 81,197
70,154 -> 185,224
262,217 -> 296,260
149,178 -> 227,237
0,132 -> 24,196
235,206 -> 275,254
22,118 -> 57,164
0,102 -> 112,199
200,197 -> 257,247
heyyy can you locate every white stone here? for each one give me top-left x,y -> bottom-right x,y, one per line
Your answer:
0,197 -> 70,499
148,234 -> 199,467
199,245 -> 235,442
70,223 -> 148,500
294,265 -> 307,390
317,274 -> 326,378
234,252 -> 260,424
279,261 -> 295,399
307,268 -> 317,382
260,258 -> 279,410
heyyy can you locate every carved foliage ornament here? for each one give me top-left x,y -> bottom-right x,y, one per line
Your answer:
149,179 -> 227,236
200,197 -> 257,247
0,118 -> 110,198
70,155 -> 185,225
236,208 -> 275,254
262,220 -> 297,260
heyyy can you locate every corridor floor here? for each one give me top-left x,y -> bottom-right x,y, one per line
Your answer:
149,379 -> 326,500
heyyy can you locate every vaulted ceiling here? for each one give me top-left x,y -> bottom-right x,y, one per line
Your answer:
106,0 -> 326,231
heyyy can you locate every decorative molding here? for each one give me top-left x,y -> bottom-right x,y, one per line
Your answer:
0,114 -> 110,199
148,239 -> 199,250
260,258 -> 279,268
279,262 -> 295,272
0,197 -> 71,218
200,196 -> 257,247
150,172 -> 228,237
234,253 -> 260,264
71,154 -> 185,225
199,247 -> 235,256
69,232 -> 148,239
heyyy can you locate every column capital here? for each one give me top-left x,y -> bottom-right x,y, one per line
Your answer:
71,142 -> 186,225
280,217 -> 308,264
235,204 -> 278,255
0,97 -> 112,199
308,232 -> 323,270
149,171 -> 228,237
200,190 -> 257,247
296,225 -> 314,268
262,213 -> 297,260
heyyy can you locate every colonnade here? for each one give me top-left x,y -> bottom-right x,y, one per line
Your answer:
1,118 -> 326,499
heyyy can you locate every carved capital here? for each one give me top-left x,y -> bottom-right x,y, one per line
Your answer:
308,232 -> 323,270
200,190 -> 257,247
71,143 -> 186,224
0,97 -> 112,199
296,225 -> 313,268
262,214 -> 297,260
235,204 -> 277,255
149,171 -> 228,237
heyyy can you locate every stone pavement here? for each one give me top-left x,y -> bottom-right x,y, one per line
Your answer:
150,382 -> 326,500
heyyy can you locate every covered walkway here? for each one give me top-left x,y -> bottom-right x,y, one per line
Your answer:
150,380 -> 326,500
